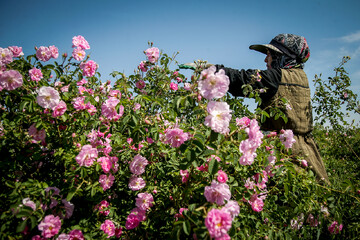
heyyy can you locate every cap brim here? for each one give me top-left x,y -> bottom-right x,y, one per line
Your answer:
249,44 -> 283,55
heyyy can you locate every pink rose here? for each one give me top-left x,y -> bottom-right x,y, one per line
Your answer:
100,220 -> 115,238
72,47 -> 86,61
99,174 -> 115,191
136,80 -> 146,89
217,170 -> 228,183
169,82 -> 178,90
38,215 -> 61,238
29,68 -> 43,82
180,169 -> 190,183
129,154 -> 148,175
204,101 -> 232,135
52,100 -> 67,117
204,180 -> 231,205
145,47 -> 160,63
36,46 -> 52,62
135,192 -> 154,211
0,70 -> 23,90
199,65 -> 229,100
8,46 -> 24,58
75,144 -> 98,167
0,47 -> 13,66
72,35 -> 90,50
36,86 -> 60,110
138,61 -> 148,72
128,175 -> 146,191
80,60 -> 98,77
49,45 -> 59,59
204,208 -> 232,239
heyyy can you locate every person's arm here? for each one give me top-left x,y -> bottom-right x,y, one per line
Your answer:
215,65 -> 282,100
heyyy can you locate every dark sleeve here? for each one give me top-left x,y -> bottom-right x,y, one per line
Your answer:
215,64 -> 282,100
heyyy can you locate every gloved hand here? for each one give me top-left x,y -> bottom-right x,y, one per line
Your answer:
179,61 -> 213,70
178,63 -> 196,70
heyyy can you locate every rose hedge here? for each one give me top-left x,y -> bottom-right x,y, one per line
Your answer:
0,37 -> 358,239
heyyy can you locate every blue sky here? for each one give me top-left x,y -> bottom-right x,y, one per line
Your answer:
1,0 -> 359,124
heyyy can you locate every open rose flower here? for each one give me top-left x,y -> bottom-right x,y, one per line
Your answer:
36,86 -> 60,110
0,70 -> 23,90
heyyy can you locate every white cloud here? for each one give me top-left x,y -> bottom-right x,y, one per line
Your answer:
340,31 -> 360,43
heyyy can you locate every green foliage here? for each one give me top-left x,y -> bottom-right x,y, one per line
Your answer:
0,42 -> 359,239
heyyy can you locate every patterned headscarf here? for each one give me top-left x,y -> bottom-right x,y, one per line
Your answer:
250,33 -> 310,69
270,34 -> 310,69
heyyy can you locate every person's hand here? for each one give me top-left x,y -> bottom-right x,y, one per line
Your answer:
178,63 -> 196,70
178,61 -> 213,70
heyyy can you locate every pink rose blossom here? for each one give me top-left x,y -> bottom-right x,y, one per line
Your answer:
36,46 -> 52,62
133,103 -> 141,111
135,192 -> 154,211
128,175 -> 146,191
61,199 -> 74,219
8,46 -> 23,58
279,129 -> 296,149
138,60 -> 148,72
169,82 -> 178,90
129,154 -> 148,175
180,169 -> 190,183
101,97 -> 124,121
56,233 -> 69,240
236,116 -> 251,129
72,96 -> 86,110
251,197 -> 264,212
300,159 -> 308,167
75,144 -> 98,167
38,215 -> 61,238
217,170 -> 228,183
32,235 -> 46,240
145,47 -> 160,63
72,47 -> 86,61
204,180 -> 231,206
183,82 -> 192,91
0,70 -> 23,90
72,35 -> 90,50
22,198 -> 36,211
204,101 -> 232,135
125,213 -> 141,230
52,100 -> 67,117
198,65 -> 230,100
98,156 -> 112,173
76,78 -> 88,86
328,221 -> 343,234
36,86 -> 60,110
109,89 -> 121,98
164,127 -> 189,148
136,80 -> 146,89
29,67 -> 43,82
0,47 -> 13,66
28,124 -> 46,142
97,200 -> 110,216
80,60 -> 97,77
100,219 -> 115,238
68,229 -> 84,240
222,200 -> 240,220
49,45 -> 59,59
204,208 -> 232,239
86,102 -> 97,115
99,174 -> 115,191
61,84 -> 69,92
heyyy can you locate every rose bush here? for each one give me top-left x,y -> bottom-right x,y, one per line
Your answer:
0,37 -> 359,239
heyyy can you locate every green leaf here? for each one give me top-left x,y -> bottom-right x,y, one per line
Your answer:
16,219 -> 27,233
66,190 -> 76,201
208,158 -> 219,176
182,220 -> 191,236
